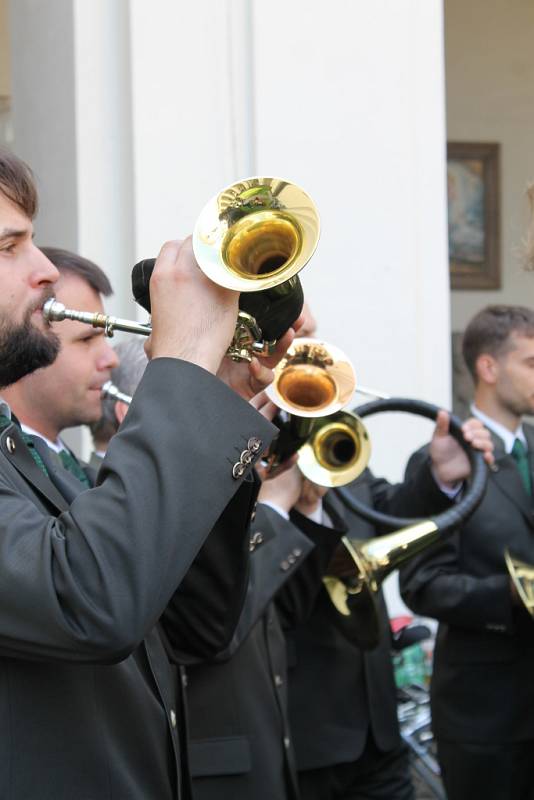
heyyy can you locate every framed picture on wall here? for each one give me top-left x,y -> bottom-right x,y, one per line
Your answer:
447,141 -> 501,290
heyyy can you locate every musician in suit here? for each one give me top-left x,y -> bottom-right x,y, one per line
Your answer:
269,411 -> 491,800
256,305 -> 491,800
400,305 -> 534,800
0,148 -> 287,800
91,336 -> 349,800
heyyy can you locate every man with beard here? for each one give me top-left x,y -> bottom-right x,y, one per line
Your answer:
401,305 -> 534,800
0,148 -> 284,800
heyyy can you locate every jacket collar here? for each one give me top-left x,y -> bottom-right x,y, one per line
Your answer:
0,423 -> 70,512
489,427 -> 534,525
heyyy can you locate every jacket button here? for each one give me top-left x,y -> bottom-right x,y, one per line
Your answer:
6,436 -> 15,454
287,554 -> 296,565
170,709 -> 177,728
248,437 -> 263,453
240,449 -> 253,465
249,531 -> 264,552
292,548 -> 302,558
233,462 -> 246,479
280,560 -> 290,572
274,674 -> 283,687
283,736 -> 291,749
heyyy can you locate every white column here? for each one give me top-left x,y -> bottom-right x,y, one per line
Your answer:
73,0 -> 135,317
128,0 -> 255,264
252,0 -> 450,482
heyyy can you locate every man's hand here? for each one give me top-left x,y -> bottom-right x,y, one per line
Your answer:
258,463 -> 303,513
294,302 -> 317,338
326,542 -> 358,580
430,411 -> 494,487
294,478 -> 329,517
146,237 -> 238,373
217,326 -> 295,401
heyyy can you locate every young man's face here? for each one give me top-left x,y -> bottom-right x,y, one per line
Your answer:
0,192 -> 60,387
23,271 -> 120,433
493,333 -> 534,418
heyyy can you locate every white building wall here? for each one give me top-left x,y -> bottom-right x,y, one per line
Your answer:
6,0 -> 450,614
446,0 -> 534,332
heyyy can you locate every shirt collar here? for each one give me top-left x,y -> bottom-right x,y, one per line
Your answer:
20,423 -> 67,454
470,404 -> 527,454
0,398 -> 11,420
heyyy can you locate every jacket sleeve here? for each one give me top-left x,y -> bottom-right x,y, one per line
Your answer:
275,506 -> 347,629
399,449 -> 515,634
0,358 -> 276,663
160,473 -> 259,664
366,455 -> 453,525
211,503 -> 317,660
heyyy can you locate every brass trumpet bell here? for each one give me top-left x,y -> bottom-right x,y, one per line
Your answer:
323,520 -> 439,650
505,549 -> 534,616
298,411 -> 371,488
193,177 -> 320,292
266,338 -> 356,418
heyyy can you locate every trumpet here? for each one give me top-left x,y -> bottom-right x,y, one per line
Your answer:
322,398 -> 488,649
44,177 -> 320,363
505,550 -> 534,616
101,381 -> 133,406
264,338 -> 364,478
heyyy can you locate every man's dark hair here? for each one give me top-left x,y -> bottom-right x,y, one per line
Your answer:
0,147 -> 38,218
462,305 -> 534,382
40,247 -> 113,297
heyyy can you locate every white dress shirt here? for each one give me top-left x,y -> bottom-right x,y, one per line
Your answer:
470,404 -> 527,455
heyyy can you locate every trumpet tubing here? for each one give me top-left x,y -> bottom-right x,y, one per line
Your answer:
43,299 -> 151,338
101,381 -> 133,406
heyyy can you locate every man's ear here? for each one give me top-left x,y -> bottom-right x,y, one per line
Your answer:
475,353 -> 498,385
114,400 -> 129,425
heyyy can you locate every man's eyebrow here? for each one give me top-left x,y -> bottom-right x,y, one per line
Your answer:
0,227 -> 29,241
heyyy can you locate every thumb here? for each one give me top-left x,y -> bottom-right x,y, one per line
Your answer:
433,409 -> 450,439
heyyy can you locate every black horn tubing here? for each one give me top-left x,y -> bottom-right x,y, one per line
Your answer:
334,397 -> 487,533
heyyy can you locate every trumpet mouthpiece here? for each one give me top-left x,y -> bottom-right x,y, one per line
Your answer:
42,298 -> 66,322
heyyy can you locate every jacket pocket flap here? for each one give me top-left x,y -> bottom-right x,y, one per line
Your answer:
189,736 -> 251,777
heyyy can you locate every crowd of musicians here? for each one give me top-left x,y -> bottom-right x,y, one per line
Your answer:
0,147 -> 533,800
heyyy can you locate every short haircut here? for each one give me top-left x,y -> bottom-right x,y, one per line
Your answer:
462,305 -> 534,381
0,147 -> 38,218
90,338 -> 148,448
40,247 -> 113,297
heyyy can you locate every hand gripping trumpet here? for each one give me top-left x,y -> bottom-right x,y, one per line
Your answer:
44,177 -> 320,363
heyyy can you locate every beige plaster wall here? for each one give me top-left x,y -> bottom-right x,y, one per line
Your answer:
0,0 -> 10,99
446,0 -> 534,331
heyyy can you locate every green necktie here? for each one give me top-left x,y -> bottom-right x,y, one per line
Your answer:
511,438 -> 532,496
0,415 -> 49,477
58,448 -> 91,489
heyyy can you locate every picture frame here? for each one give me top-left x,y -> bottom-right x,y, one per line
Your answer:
447,141 -> 501,290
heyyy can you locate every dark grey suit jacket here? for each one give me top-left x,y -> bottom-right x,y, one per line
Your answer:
280,462 -> 450,771
0,358 -> 275,800
400,425 -> 534,744
184,504 -> 346,800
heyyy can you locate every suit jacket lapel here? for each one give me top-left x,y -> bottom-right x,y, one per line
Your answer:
490,429 -> 533,526
0,425 -> 69,512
